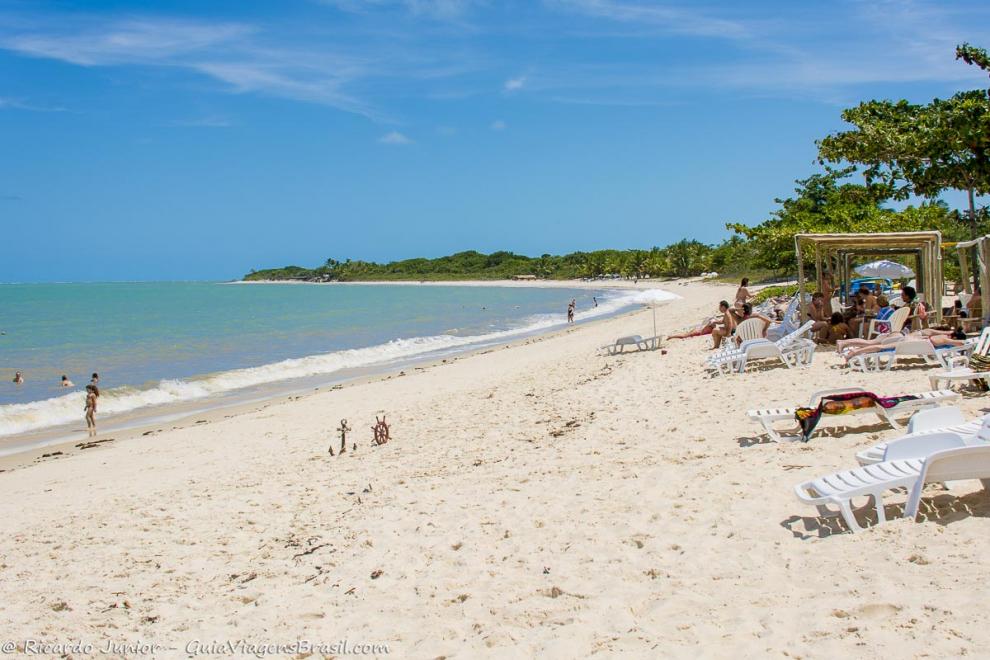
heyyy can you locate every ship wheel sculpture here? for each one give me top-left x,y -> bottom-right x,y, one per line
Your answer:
372,415 -> 391,446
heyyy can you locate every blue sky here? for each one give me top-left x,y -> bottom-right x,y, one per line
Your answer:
1,0 -> 989,281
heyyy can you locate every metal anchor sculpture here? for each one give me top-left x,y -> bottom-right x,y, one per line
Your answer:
329,418 -> 351,456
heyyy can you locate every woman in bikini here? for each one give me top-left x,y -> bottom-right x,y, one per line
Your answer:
84,384 -> 99,436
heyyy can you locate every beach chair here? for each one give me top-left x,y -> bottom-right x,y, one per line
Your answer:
865,306 -> 910,340
847,337 -> 973,373
601,334 -> 663,355
903,445 -> 990,520
766,295 -> 804,342
928,327 -> 990,390
856,406 -> 990,465
748,387 -> 959,443
734,317 -> 768,345
794,439 -> 990,532
706,321 -> 814,376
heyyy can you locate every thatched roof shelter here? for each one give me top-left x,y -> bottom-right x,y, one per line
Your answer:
794,231 -> 943,322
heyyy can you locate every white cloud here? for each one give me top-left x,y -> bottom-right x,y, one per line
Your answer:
504,75 -> 526,91
0,15 -> 385,119
0,96 -> 66,112
320,0 -> 478,20
379,130 -> 412,144
490,119 -> 506,130
549,0 -> 752,39
1,19 -> 253,66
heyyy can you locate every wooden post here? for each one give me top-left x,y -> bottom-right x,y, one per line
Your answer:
980,238 -> 990,325
959,247 -> 972,294
796,235 -> 806,323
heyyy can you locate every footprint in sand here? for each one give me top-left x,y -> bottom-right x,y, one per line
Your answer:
856,603 -> 902,619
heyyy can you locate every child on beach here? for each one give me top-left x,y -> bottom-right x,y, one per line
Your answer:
84,384 -> 99,436
824,312 -> 851,344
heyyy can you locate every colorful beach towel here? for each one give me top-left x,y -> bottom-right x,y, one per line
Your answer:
794,391 -> 921,441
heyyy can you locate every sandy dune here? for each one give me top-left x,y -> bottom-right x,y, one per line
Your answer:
0,280 -> 987,658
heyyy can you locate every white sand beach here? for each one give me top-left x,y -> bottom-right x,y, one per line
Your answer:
1,279 -> 987,658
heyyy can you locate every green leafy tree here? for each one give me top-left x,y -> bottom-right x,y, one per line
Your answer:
818,43 -> 990,233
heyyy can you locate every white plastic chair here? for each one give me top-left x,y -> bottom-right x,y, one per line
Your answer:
865,306 -> 910,340
734,317 -> 768,345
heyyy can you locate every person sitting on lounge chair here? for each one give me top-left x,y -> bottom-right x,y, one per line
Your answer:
806,292 -> 830,341
706,301 -> 738,349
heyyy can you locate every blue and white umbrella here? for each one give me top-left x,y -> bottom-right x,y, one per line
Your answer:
854,260 -> 915,279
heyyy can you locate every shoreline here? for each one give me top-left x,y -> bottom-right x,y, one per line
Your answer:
0,298 -> 654,472
2,280 -> 663,447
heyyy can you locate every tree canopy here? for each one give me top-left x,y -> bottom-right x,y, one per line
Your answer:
818,44 -> 990,217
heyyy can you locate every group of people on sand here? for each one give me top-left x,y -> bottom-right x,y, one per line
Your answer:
672,275 -> 975,365
10,371 -> 102,435
669,278 -> 771,349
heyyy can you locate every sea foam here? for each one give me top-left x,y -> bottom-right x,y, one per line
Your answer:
0,288 -> 678,437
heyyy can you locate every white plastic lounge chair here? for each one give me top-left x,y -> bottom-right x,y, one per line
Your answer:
856,406 -> 990,465
903,445 -> 990,520
865,306 -> 910,339
748,387 -> 959,443
794,457 -> 928,532
847,337 -> 973,373
706,321 -> 814,376
766,295 -> 805,342
602,334 -> 663,355
928,327 -> 990,390
794,437 -> 989,532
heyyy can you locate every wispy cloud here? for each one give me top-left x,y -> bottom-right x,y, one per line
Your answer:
379,130 -> 412,144
0,14 -> 391,119
548,0 -> 753,39
320,0 -> 480,21
0,96 -> 67,112
503,75 -> 525,92
1,19 -> 253,66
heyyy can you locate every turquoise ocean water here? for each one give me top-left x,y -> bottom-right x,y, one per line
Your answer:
0,282 -> 654,438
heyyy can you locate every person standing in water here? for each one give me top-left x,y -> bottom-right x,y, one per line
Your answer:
84,384 -> 99,436
90,372 -> 99,385
13,371 -> 24,384
593,296 -> 598,307
567,299 -> 575,323
61,374 -> 74,387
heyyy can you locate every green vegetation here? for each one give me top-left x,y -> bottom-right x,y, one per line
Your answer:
751,284 -> 800,305
246,43 -> 990,285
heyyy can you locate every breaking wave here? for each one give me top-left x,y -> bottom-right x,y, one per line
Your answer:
0,288 -> 679,437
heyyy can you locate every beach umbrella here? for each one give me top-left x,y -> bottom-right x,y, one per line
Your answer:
630,289 -> 682,339
854,259 -> 915,279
